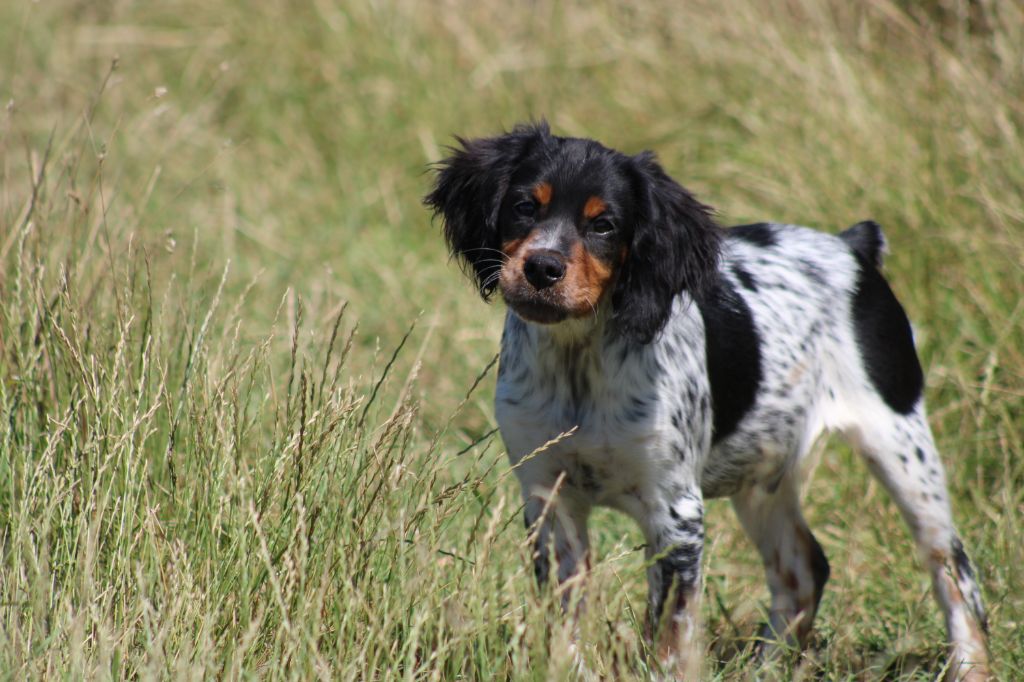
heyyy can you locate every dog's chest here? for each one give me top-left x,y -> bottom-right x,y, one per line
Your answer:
496,357 -> 657,501
494,315 -> 711,503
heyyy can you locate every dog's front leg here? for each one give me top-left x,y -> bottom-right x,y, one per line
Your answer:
641,488 -> 705,680
522,476 -> 592,612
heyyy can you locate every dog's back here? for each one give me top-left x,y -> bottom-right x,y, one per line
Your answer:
701,221 -> 918,496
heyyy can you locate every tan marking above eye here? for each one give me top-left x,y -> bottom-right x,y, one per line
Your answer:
532,182 -> 552,206
583,196 -> 606,219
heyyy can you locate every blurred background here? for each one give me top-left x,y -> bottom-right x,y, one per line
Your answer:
1,1 -> 1021,678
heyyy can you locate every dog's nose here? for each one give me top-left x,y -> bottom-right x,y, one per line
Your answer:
523,251 -> 566,290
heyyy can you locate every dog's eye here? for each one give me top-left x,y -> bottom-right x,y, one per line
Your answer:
592,219 -> 616,235
514,201 -> 537,218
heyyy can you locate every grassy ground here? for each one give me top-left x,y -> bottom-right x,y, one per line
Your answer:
1,0 -> 1021,679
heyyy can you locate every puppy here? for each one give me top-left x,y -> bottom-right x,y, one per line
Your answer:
425,122 -> 989,679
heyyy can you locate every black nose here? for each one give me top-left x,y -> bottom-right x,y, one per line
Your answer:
523,251 -> 566,290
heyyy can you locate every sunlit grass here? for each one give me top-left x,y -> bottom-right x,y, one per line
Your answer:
1,0 -> 1021,678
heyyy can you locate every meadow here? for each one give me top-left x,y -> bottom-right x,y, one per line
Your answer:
0,0 -> 1021,678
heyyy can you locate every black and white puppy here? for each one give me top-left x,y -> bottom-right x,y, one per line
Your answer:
425,122 -> 989,680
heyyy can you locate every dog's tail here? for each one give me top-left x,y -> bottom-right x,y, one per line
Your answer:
839,220 -> 887,268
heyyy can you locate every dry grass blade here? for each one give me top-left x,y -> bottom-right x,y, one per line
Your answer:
0,0 -> 1020,679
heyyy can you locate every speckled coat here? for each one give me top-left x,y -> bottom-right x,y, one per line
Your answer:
495,223 -> 987,679
426,124 -> 990,680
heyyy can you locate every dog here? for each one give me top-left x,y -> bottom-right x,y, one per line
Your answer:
425,122 -> 990,679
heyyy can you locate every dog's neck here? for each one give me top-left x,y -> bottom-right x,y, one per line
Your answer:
499,301 -> 647,424
513,297 -> 616,351
540,315 -> 606,348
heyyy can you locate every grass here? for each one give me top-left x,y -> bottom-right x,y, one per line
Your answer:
1,0 -> 1022,678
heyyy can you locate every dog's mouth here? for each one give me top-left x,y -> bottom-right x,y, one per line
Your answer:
501,287 -> 570,324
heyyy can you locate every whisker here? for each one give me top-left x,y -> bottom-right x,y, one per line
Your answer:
481,271 -> 502,290
462,247 -> 510,257
478,263 -> 503,274
478,262 -> 504,287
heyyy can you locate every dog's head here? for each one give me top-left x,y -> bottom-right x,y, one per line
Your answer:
425,122 -> 720,343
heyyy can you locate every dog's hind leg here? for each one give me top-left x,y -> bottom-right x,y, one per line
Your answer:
842,400 -> 989,681
830,232 -> 989,679
732,472 -> 830,656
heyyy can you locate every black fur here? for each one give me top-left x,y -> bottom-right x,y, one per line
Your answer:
729,222 -> 778,248
808,531 -> 831,609
952,537 -> 988,633
614,152 -> 721,343
850,253 -> 924,414
732,263 -> 758,292
839,220 -> 886,268
697,276 -> 763,443
655,543 -> 703,621
424,123 -> 550,299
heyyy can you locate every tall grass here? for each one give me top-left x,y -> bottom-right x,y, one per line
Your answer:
1,0 -> 1021,678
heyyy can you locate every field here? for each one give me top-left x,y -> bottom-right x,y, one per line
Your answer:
1,0 -> 1022,679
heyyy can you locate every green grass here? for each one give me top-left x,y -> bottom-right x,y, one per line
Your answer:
1,0 -> 1022,678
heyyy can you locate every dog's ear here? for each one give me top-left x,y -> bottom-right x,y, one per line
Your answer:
613,151 -> 721,343
425,122 -> 550,299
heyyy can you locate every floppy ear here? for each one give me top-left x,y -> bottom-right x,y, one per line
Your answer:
613,151 -> 721,343
425,123 -> 550,299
